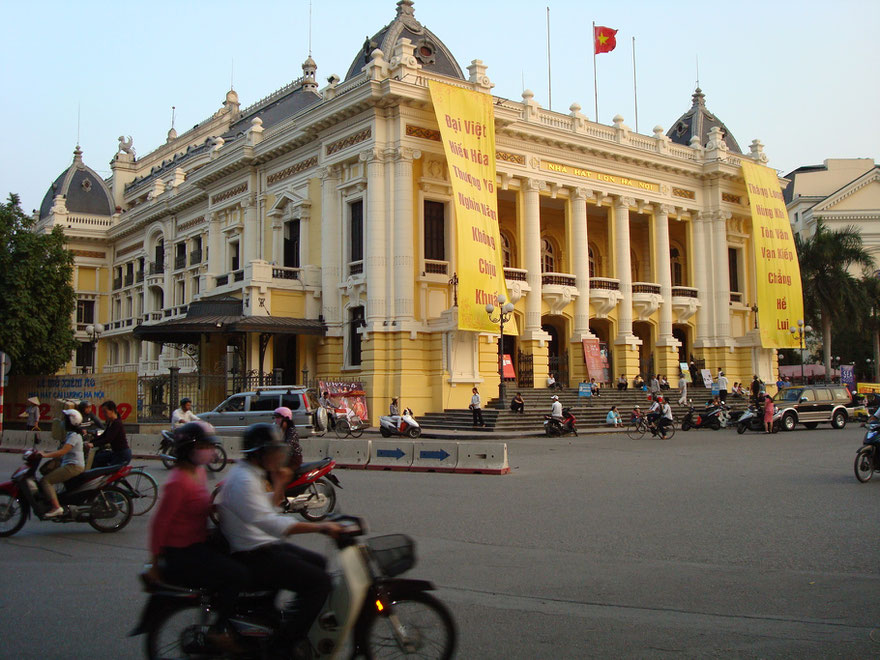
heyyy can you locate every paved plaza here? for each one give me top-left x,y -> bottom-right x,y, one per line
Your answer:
1,426 -> 878,659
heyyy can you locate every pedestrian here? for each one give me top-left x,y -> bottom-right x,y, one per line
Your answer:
750,375 -> 762,403
606,405 -> 622,427
90,401 -> 131,467
617,374 -> 628,391
510,392 -> 525,414
633,374 -> 644,390
689,360 -> 699,385
660,375 -> 670,391
470,387 -> 485,427
718,371 -> 729,403
776,375 -> 785,391
678,372 -> 688,406
650,375 -> 661,396
590,378 -> 600,397
20,396 -> 41,432
763,393 -> 776,433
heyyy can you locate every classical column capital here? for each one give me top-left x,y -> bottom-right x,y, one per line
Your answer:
523,177 -> 546,192
714,210 -> 732,222
393,147 -> 422,162
319,165 -> 341,180
571,186 -> 594,202
615,196 -> 636,209
358,148 -> 384,164
655,203 -> 675,217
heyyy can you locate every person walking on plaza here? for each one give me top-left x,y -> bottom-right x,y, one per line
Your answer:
510,392 -> 525,414
470,387 -> 485,427
20,396 -> 41,432
38,409 -> 86,517
606,405 -> 622,427
172,398 -> 199,427
90,400 -> 131,467
718,371 -> 729,403
678,372 -> 688,406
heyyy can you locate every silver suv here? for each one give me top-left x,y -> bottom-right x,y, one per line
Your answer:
198,386 -> 314,435
774,385 -> 855,431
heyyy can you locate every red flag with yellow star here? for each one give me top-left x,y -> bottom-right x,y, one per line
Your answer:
594,25 -> 618,54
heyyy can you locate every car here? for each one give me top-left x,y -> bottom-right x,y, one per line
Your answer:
197,386 -> 315,435
773,385 -> 857,431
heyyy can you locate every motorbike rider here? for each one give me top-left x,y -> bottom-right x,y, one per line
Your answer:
273,406 -> 303,472
38,408 -> 86,517
90,400 -> 131,467
218,424 -> 343,654
171,398 -> 199,428
550,394 -> 563,420
147,421 -> 250,648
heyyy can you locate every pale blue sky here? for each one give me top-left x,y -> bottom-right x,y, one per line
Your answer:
2,0 -> 878,214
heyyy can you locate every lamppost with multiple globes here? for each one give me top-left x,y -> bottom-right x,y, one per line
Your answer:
788,319 -> 811,384
485,294 -> 515,408
85,323 -> 104,374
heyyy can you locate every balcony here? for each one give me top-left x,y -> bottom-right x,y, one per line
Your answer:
189,250 -> 202,266
149,261 -> 164,276
124,274 -> 134,287
589,277 -> 622,318
174,255 -> 187,271
233,270 -> 244,282
113,277 -> 123,290
144,312 -> 163,323
672,286 -> 701,322
272,266 -> 300,280
348,261 -> 364,276
136,271 -> 144,283
215,274 -> 229,286
423,259 -> 448,276
503,267 -> 527,282
541,272 -> 578,315
729,291 -> 744,305
632,281 -> 663,321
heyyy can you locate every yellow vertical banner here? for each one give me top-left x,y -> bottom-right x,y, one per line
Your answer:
741,161 -> 804,348
428,80 -> 514,334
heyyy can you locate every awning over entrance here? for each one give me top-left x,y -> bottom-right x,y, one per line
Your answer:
133,297 -> 324,344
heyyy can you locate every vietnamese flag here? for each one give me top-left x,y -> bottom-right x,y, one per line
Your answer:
594,25 -> 618,54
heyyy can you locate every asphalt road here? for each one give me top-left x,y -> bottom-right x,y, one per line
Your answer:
1,425 -> 879,659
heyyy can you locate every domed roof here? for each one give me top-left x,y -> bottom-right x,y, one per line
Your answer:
666,88 -> 742,154
343,0 -> 464,81
39,146 -> 115,219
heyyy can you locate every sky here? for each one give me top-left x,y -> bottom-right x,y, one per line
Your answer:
2,0 -> 878,215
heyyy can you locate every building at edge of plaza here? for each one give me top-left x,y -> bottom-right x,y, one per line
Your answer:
34,0 -> 783,421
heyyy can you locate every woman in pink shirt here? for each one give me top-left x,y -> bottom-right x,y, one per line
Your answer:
148,422 -> 249,635
763,394 -> 776,433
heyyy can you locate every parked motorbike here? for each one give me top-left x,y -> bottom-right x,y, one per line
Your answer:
0,449 -> 134,536
855,418 -> 880,482
544,408 -> 578,436
131,515 -> 457,660
378,408 -> 422,439
160,430 -> 228,471
680,403 -> 726,431
211,457 -> 341,523
734,404 -> 782,434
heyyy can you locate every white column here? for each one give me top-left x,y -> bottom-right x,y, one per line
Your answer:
614,196 -> 636,341
393,148 -> 420,321
320,165 -> 342,327
361,148 -> 387,322
571,187 -> 593,339
654,204 -> 675,343
270,216 -> 283,265
713,210 -> 732,342
242,195 -> 258,266
523,178 -> 544,336
692,212 -> 711,346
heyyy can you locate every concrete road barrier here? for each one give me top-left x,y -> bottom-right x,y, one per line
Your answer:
299,436 -> 329,461
327,438 -> 371,469
0,430 -> 38,450
367,440 -> 414,471
454,442 -> 510,475
410,440 -> 458,472
128,433 -> 159,457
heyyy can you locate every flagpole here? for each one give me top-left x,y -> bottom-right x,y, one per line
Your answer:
546,7 -> 552,111
632,36 -> 639,133
592,21 -> 599,122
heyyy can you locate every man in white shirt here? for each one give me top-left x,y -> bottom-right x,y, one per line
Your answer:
171,398 -> 199,427
550,394 -> 563,420
219,424 -> 342,649
678,372 -> 688,406
718,371 -> 729,403
655,398 -> 674,437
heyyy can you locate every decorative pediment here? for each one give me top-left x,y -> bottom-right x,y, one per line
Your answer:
813,168 -> 880,213
267,188 -> 311,221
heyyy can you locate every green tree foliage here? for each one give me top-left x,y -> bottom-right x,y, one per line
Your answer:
795,220 -> 874,376
0,194 -> 78,374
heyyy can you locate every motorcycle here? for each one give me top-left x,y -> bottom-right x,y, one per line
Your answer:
378,408 -> 422,439
544,408 -> 578,436
734,404 -> 782,434
211,457 -> 342,523
159,430 -> 228,472
680,403 -> 726,431
131,515 -> 457,660
855,418 -> 880,482
0,448 -> 134,536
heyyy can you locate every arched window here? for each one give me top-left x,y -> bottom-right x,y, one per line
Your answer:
670,244 -> 685,286
541,238 -> 555,273
500,232 -> 513,268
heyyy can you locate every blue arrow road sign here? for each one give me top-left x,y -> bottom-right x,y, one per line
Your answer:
418,449 -> 450,461
377,447 -> 406,460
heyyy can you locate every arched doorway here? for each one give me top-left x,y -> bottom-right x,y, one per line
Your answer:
632,321 -> 654,379
542,316 -> 568,386
672,325 -> 689,365
589,319 -> 613,384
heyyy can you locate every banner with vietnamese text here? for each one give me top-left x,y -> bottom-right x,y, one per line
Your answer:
4,373 -> 138,424
429,80 -> 514,334
741,161 -> 804,348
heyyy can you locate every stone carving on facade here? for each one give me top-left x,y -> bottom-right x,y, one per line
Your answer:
542,284 -> 578,316
467,59 -> 493,90
589,287 -> 623,319
748,138 -> 769,163
117,136 -> 135,157
632,287 -> 663,321
671,294 -> 701,323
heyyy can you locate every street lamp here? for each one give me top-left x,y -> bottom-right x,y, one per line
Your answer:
485,294 -> 515,408
789,319 -> 811,384
830,356 -> 841,384
84,323 -> 104,374
866,358 -> 874,382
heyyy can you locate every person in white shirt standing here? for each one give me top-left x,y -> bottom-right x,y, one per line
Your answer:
678,372 -> 688,406
171,398 -> 199,427
717,371 -> 729,404
219,424 -> 342,653
470,388 -> 485,427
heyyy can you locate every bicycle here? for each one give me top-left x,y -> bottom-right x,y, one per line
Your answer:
626,416 -> 649,440
335,414 -> 366,438
116,466 -> 159,516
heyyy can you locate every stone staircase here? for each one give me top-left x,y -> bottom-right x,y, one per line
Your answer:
419,387 -> 741,432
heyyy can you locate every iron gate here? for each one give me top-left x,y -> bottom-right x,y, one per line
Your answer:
517,350 -> 534,389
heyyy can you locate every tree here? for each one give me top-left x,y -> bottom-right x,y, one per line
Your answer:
0,194 -> 78,375
795,220 -> 875,378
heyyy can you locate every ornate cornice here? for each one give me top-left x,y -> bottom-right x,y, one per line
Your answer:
267,156 -> 319,186
326,128 -> 372,155
177,215 -> 206,233
210,183 -> 248,205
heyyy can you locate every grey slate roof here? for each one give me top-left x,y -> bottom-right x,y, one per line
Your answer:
39,146 -> 115,219
666,88 -> 742,154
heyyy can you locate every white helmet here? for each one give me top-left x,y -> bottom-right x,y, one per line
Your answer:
551,395 -> 559,401
62,408 -> 83,426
